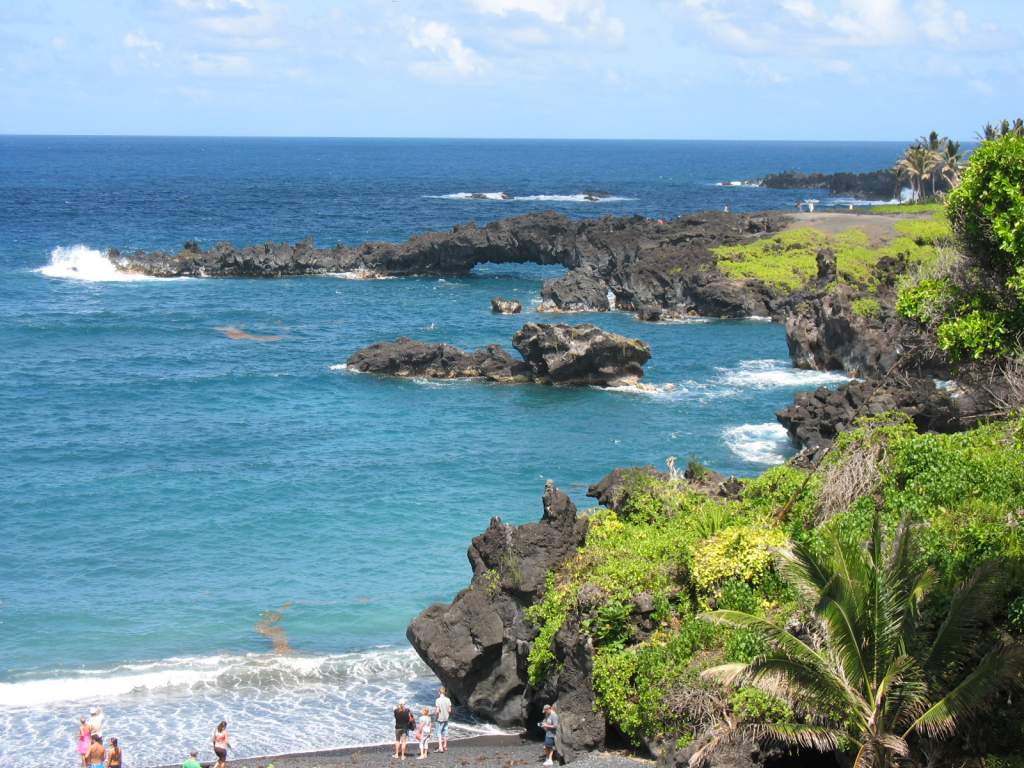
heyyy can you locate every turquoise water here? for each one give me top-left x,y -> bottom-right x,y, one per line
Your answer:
0,138 -> 889,766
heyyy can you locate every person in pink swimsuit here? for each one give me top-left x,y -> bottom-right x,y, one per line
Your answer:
77,717 -> 92,767
212,720 -> 231,768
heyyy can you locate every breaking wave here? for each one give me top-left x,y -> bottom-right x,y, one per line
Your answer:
723,422 -> 793,464
716,359 -> 850,389
426,192 -> 635,203
37,245 -> 156,282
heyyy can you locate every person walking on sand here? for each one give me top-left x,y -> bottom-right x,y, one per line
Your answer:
541,704 -> 559,766
434,686 -> 452,753
182,749 -> 202,768
77,716 -> 92,767
213,720 -> 231,768
106,737 -> 122,768
85,734 -> 106,768
393,699 -> 411,760
416,706 -> 432,759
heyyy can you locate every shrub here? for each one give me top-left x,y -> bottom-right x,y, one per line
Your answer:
948,134 -> 1024,276
851,297 -> 882,319
691,524 -> 787,603
729,687 -> 794,724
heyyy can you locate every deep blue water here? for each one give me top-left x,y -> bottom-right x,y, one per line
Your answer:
0,137 -> 897,767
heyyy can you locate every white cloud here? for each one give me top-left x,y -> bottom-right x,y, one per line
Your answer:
915,0 -> 968,44
473,0 -> 624,43
50,36 -> 67,50
829,0 -> 909,46
187,52 -> 253,76
409,20 -> 485,77
175,0 -> 254,10
123,32 -> 162,51
780,0 -> 817,22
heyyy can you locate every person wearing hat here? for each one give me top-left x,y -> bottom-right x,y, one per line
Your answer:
182,749 -> 202,768
541,704 -> 558,766
87,707 -> 106,740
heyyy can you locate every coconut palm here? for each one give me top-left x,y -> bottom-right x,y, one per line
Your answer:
896,145 -> 940,202
978,118 -> 1024,142
917,131 -> 946,195
940,140 -> 964,187
700,512 -> 1024,768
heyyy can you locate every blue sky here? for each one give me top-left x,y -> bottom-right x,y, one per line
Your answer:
2,0 -> 1021,140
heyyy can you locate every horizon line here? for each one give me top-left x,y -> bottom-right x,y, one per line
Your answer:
0,132 -> 977,144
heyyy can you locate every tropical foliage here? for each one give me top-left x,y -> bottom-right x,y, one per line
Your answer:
702,511 -> 1024,767
524,415 -> 1024,764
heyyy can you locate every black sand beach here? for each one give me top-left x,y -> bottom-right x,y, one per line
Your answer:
154,735 -> 653,768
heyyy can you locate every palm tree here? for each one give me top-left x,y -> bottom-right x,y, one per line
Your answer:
940,140 -> 963,188
917,131 -> 945,196
700,512 -> 1024,768
978,118 -> 1024,142
896,145 -> 939,202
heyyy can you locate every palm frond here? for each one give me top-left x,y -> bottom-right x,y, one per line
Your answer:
908,643 -> 1024,740
745,721 -> 844,753
924,562 -> 1004,676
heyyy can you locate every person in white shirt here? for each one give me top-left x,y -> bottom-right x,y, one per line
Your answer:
434,687 -> 453,753
87,707 -> 105,740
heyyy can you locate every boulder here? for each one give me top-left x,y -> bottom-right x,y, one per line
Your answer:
540,269 -> 611,312
512,323 -> 651,387
406,482 -> 589,727
491,297 -> 523,314
345,338 -> 530,382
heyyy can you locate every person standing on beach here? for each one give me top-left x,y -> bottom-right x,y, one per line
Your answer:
434,686 -> 452,753
85,735 -> 106,768
182,749 -> 202,768
393,699 -> 411,760
106,737 -> 122,768
416,706 -> 432,759
541,704 -> 558,766
78,716 -> 92,767
213,720 -> 231,768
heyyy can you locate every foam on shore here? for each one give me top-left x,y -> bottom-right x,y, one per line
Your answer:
723,422 -> 793,464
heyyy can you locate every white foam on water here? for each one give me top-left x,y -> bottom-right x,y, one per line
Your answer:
425,192 -> 635,203
716,359 -> 850,390
0,648 -> 506,768
37,245 -> 156,282
715,180 -> 761,188
329,270 -> 394,280
723,422 -> 792,464
329,363 -> 348,371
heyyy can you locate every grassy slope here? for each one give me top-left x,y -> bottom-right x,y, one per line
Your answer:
712,212 -> 951,292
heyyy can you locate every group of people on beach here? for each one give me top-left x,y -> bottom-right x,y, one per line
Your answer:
393,687 -> 453,760
392,689 -> 560,765
76,708 -> 232,768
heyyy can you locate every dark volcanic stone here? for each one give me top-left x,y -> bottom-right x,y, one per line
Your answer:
512,323 -> 651,386
345,337 -> 530,382
406,482 -> 589,726
540,269 -> 611,312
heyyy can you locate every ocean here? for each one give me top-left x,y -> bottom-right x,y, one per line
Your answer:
0,137 -> 903,767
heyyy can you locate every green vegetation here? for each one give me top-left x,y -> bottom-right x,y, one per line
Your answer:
704,509 -> 1024,766
524,414 -> 1024,760
850,297 -> 882,318
714,227 -> 942,292
866,202 -> 945,215
897,132 -> 1024,362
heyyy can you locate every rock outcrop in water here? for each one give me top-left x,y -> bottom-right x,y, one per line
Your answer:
406,482 -> 602,759
756,168 -> 901,199
491,297 -> 522,314
347,323 -> 651,388
110,211 -> 783,317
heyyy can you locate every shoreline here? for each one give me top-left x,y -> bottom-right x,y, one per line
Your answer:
151,733 -> 653,768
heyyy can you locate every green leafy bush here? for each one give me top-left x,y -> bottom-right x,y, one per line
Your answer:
850,297 -> 882,318
729,687 -> 794,724
948,134 -> 1024,275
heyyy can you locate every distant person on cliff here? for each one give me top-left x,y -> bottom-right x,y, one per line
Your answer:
393,699 -> 411,760
212,720 -> 230,768
416,706 -> 432,759
541,704 -> 558,766
182,749 -> 202,768
85,734 -> 106,768
434,686 -> 452,753
106,737 -> 122,768
77,716 -> 91,767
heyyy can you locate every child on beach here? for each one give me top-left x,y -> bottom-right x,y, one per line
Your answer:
416,707 -> 432,759
106,737 -> 122,768
85,734 -> 106,768
78,717 -> 92,767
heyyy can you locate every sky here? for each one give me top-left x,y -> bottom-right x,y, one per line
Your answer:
1,0 -> 1022,140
